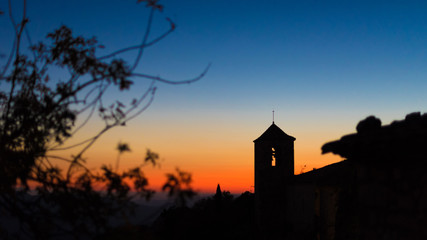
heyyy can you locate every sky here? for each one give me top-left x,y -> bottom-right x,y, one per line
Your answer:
1,0 -> 427,193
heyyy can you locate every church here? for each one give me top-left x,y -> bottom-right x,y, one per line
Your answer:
254,113 -> 427,240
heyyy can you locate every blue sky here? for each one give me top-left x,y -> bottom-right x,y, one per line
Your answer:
1,0 -> 427,191
3,1 -> 427,116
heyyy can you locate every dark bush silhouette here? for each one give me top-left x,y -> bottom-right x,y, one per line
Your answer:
149,189 -> 255,240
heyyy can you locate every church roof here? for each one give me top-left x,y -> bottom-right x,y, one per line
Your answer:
292,160 -> 354,185
254,122 -> 296,142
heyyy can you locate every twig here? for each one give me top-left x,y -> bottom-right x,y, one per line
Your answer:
98,17 -> 175,60
130,8 -> 155,71
132,63 -> 211,84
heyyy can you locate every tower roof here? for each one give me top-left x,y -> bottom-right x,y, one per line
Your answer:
254,123 -> 296,142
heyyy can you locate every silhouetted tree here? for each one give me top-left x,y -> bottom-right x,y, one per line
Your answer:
151,191 -> 255,240
163,168 -> 197,207
0,1 -> 204,238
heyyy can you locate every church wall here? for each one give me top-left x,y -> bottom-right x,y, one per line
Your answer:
335,162 -> 427,240
361,164 -> 427,239
323,113 -> 427,239
317,186 -> 339,240
281,183 -> 340,240
283,184 -> 316,239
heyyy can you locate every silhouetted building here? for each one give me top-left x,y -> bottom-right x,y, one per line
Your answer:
254,122 -> 295,239
254,112 -> 427,240
321,112 -> 427,240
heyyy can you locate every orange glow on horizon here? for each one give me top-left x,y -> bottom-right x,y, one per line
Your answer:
47,119 -> 346,195
50,142 -> 343,195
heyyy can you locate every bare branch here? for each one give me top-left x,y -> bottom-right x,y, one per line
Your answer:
66,125 -> 112,180
123,84 -> 156,123
8,0 -> 19,37
99,17 -> 175,60
124,80 -> 155,116
0,38 -> 16,80
49,137 -> 95,151
132,63 -> 211,84
131,8 -> 154,71
25,28 -> 37,60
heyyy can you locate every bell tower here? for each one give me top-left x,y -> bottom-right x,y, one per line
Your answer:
254,122 -> 295,237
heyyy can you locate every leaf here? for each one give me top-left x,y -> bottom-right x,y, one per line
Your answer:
117,142 -> 131,153
144,149 -> 159,166
119,79 -> 132,90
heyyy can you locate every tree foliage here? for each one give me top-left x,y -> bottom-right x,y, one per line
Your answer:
149,191 -> 255,240
0,1 -> 204,238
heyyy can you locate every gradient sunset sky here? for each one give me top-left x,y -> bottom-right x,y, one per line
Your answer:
1,0 -> 427,193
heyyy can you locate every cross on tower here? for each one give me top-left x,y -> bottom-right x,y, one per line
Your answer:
272,110 -> 275,123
